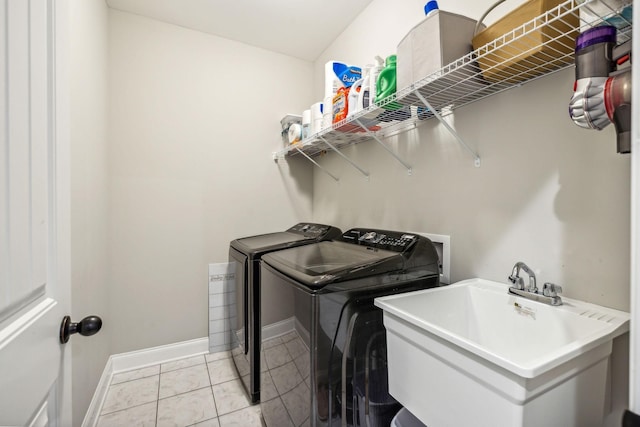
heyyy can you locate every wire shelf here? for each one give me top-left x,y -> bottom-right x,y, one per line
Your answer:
274,0 -> 633,166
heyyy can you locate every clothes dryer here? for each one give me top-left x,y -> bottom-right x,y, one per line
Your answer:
228,223 -> 342,403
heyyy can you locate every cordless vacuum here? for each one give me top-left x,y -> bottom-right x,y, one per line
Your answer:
569,25 -> 632,153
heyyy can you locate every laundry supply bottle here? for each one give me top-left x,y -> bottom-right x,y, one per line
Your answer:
424,0 -> 439,16
357,65 -> 372,111
323,61 -> 348,129
356,64 -> 373,112
301,109 -> 311,139
347,74 -> 366,118
375,54 -> 402,110
369,56 -> 384,109
332,86 -> 350,124
310,102 -> 323,134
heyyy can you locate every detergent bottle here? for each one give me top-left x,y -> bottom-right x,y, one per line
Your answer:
323,62 -> 362,128
332,87 -> 350,124
356,65 -> 372,112
369,56 -> 384,108
347,75 -> 366,118
375,55 -> 402,110
424,0 -> 439,16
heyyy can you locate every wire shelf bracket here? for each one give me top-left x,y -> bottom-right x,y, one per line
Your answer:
290,147 -> 340,182
413,90 -> 481,168
354,118 -> 413,175
318,136 -> 370,179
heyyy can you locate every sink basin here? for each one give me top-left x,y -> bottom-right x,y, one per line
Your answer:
374,278 -> 629,427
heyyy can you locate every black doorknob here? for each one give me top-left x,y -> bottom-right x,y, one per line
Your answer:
59,315 -> 102,344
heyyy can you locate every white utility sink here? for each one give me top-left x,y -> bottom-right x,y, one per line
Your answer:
374,278 -> 629,427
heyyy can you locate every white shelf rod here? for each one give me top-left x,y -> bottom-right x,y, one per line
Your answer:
318,136 -> 370,178
354,118 -> 413,174
414,90 -> 481,167
294,147 -> 339,182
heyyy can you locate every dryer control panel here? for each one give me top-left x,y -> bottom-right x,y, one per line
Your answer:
287,223 -> 342,240
340,228 -> 418,252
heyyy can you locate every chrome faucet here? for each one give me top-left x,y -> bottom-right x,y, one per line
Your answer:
508,262 -> 537,293
507,262 -> 562,306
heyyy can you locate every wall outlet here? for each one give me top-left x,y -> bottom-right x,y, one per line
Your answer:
412,232 -> 450,284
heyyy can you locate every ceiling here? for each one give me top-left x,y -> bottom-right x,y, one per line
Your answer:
105,0 -> 375,62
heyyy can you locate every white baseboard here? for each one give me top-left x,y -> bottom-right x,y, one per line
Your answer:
110,337 -> 209,373
294,317 -> 310,345
81,356 -> 113,427
262,317 -> 295,341
81,337 -> 209,427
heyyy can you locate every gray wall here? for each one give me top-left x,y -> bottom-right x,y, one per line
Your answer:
69,0 -> 111,425
69,4 -> 315,422
68,1 -> 632,423
310,0 -> 630,311
106,9 -> 314,354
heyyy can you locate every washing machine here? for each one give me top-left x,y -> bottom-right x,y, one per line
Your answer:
228,223 -> 342,403
257,228 -> 441,427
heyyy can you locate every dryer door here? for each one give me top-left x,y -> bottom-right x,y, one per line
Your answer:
228,248 -> 253,401
228,248 -> 248,354
335,306 -> 401,427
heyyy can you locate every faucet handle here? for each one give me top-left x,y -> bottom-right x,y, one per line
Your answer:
508,275 -> 525,290
543,283 -> 563,297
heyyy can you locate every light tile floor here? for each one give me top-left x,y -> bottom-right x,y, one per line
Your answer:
97,351 -> 264,427
253,331 -> 310,427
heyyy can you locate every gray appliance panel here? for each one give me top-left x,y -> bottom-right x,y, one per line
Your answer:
261,241 -> 401,287
232,231 -> 308,253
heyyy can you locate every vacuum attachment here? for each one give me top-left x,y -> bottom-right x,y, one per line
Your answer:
569,25 -> 632,153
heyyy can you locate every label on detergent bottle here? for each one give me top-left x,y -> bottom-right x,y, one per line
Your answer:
332,87 -> 350,124
333,63 -> 362,89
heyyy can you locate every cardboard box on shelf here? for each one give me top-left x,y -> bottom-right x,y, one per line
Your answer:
472,0 -> 579,83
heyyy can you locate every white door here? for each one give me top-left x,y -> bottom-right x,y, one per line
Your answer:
0,0 -> 72,426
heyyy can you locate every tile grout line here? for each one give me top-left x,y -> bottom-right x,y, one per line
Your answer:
208,354 -> 270,425
160,355 -> 208,375
204,355 -> 221,424
110,367 -> 160,387
284,333 -> 307,388
261,335 -> 304,426
276,340 -> 301,427
284,332 -> 313,425
98,399 -> 158,418
97,368 -> 161,424
103,352 -> 261,427
157,383 -> 214,402
155,365 -> 161,427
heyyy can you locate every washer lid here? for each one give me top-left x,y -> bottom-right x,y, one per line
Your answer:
231,231 -> 309,255
230,223 -> 342,256
261,241 -> 402,288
